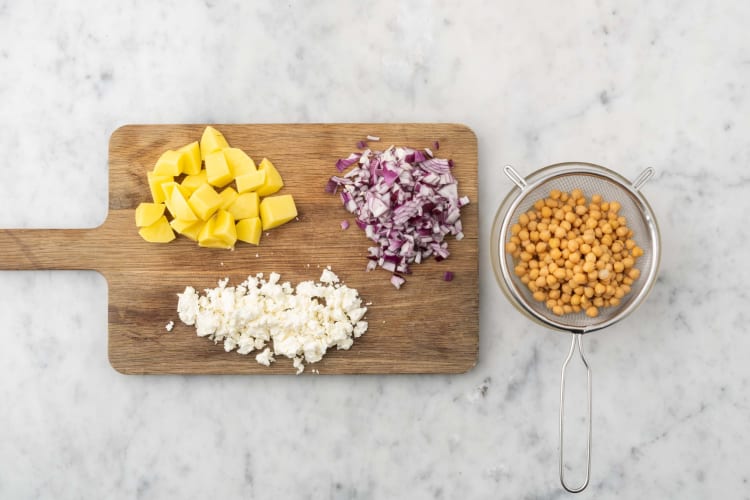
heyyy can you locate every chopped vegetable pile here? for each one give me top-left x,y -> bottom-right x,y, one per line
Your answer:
327,144 -> 469,287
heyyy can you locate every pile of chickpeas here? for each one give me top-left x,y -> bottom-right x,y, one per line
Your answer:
506,188 -> 644,318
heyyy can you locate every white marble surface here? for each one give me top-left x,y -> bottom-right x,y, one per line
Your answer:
1,1 -> 749,498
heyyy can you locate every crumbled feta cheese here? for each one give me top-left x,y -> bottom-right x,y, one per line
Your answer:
255,348 -> 275,366
165,321 -> 174,332
175,269 -> 369,374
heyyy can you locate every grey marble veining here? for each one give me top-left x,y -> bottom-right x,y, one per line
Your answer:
2,0 -> 749,498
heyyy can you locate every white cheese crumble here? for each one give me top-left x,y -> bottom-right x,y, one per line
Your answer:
165,321 -> 174,332
176,268 -> 369,374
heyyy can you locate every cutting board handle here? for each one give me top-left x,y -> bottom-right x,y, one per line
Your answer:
0,227 -> 104,271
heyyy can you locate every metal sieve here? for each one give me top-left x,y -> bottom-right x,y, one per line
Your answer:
490,162 -> 661,493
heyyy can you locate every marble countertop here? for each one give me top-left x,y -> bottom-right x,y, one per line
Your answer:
1,1 -> 748,498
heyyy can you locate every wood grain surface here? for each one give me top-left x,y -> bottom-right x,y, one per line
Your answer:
0,124 -> 478,374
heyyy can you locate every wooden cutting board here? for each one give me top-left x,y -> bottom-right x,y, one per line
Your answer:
0,124 -> 478,374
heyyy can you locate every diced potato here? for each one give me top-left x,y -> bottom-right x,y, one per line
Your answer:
138,216 -> 175,243
170,218 -> 204,241
256,158 -> 284,196
205,150 -> 233,188
212,209 -> 237,246
236,170 -> 266,194
188,183 -> 222,221
178,141 -> 202,175
171,186 -> 199,222
135,202 -> 166,227
224,147 -> 256,177
228,192 -> 259,220
200,126 -> 229,161
236,217 -> 262,245
259,194 -> 297,230
147,171 -> 173,203
153,150 -> 184,176
198,210 -> 236,249
181,170 -> 208,195
218,187 -> 239,210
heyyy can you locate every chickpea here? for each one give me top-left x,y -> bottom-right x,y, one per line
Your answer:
586,306 -> 599,318
533,291 -> 546,302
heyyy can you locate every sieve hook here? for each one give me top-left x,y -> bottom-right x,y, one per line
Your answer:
504,165 -> 527,189
631,167 -> 655,191
560,334 -> 592,493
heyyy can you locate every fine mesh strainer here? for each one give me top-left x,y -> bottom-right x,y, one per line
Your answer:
490,162 -> 661,493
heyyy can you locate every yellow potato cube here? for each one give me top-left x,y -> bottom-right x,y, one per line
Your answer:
223,147 -> 256,177
256,158 -> 284,197
181,170 -> 208,195
228,192 -> 259,220
198,210 -> 236,249
161,181 -> 179,215
205,150 -> 234,188
153,150 -> 184,176
200,126 -> 229,161
212,209 -> 237,246
170,218 -> 204,241
218,186 -> 239,210
236,170 -> 266,194
236,217 -> 262,245
135,202 -> 165,227
178,141 -> 202,175
170,186 -> 199,222
259,194 -> 297,230
188,183 -> 222,221
147,171 -> 173,203
138,216 -> 175,243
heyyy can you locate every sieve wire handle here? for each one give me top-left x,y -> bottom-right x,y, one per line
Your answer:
504,165 -> 527,189
559,334 -> 592,493
632,167 -> 655,191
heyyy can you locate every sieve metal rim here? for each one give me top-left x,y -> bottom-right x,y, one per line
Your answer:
491,162 -> 661,334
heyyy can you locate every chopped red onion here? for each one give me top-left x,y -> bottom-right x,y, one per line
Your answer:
341,220 -> 350,230
336,153 -> 361,172
366,135 -> 380,141
433,140 -> 440,150
357,140 -> 367,149
390,275 -> 405,289
329,144 -> 469,286
443,271 -> 454,281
